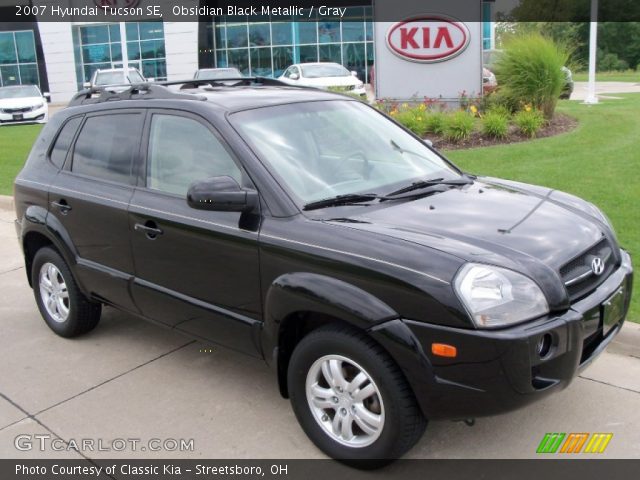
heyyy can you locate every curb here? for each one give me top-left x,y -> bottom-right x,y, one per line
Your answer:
0,194 -> 14,211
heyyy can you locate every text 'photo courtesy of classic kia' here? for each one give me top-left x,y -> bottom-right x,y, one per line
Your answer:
13,78 -> 633,465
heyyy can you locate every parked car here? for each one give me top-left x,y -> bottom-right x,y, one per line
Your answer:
194,67 -> 243,80
14,79 -> 632,464
0,85 -> 49,125
482,67 -> 498,95
83,67 -> 146,90
279,62 -> 366,97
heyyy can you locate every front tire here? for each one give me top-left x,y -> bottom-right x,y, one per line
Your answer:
287,324 -> 426,464
32,247 -> 101,338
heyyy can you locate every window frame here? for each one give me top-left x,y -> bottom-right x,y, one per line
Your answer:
138,109 -> 252,200
66,109 -> 146,187
46,115 -> 85,170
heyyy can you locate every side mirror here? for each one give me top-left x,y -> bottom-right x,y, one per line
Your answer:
351,71 -> 358,77
187,176 -> 257,213
43,92 -> 51,103
424,139 -> 434,148
82,82 -> 91,89
289,73 -> 299,80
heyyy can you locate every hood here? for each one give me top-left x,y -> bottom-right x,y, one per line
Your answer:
0,97 -> 44,109
326,178 -> 611,278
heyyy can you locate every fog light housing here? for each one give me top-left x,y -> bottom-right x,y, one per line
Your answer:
537,334 -> 552,358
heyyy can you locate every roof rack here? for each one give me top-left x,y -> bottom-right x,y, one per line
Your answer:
67,77 -> 303,107
158,76 -> 296,90
68,83 -> 208,107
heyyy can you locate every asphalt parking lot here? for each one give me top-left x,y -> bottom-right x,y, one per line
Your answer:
0,201 -> 639,460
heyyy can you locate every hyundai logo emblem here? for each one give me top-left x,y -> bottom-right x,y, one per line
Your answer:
591,257 -> 605,276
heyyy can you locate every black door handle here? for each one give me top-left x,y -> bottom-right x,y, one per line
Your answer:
134,221 -> 163,239
51,200 -> 72,214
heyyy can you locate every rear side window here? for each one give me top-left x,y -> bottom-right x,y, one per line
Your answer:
50,117 -> 82,169
72,114 -> 142,184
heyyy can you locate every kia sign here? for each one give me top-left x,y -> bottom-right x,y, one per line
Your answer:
386,17 -> 470,63
373,0 -> 482,102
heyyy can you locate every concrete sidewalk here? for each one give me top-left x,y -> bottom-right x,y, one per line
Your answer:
0,204 -> 639,460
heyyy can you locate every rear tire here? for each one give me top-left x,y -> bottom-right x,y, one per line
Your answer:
32,247 -> 101,338
287,324 -> 426,465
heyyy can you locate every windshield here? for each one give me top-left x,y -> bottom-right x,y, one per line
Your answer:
231,101 -> 461,205
0,85 -> 40,99
301,64 -> 350,78
197,68 -> 241,80
128,70 -> 145,83
95,72 -> 125,85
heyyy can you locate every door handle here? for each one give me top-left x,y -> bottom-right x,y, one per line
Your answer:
134,222 -> 163,239
51,200 -> 72,214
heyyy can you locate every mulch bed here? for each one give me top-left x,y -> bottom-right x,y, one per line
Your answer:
431,113 -> 579,150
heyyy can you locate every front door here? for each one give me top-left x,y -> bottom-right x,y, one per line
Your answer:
128,111 -> 262,356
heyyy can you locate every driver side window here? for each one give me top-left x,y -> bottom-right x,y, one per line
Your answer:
146,114 -> 242,196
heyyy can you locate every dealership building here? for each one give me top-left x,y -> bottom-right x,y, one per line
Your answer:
0,1 -> 495,103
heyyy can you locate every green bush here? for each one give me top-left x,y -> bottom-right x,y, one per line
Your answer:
394,109 -> 428,136
444,111 -> 475,141
495,34 -> 569,119
514,109 -> 545,138
482,111 -> 510,139
425,111 -> 447,134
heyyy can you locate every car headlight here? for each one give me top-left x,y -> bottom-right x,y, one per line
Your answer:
356,82 -> 364,89
454,264 -> 549,328
31,103 -> 44,111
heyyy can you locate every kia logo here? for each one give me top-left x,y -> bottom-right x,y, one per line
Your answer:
386,16 -> 470,63
591,257 -> 605,276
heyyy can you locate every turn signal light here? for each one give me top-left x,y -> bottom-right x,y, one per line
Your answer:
431,343 -> 457,358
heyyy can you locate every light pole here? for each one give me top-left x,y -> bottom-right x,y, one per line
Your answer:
584,0 -> 599,104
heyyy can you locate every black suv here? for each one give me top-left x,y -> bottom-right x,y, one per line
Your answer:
14,79 -> 633,462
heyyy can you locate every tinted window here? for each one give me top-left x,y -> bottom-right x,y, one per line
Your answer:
72,114 -> 142,184
147,114 -> 241,196
50,117 -> 82,169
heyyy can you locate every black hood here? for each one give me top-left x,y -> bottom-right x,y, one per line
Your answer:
323,178 -> 617,308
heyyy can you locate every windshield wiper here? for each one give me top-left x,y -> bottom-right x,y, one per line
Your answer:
384,176 -> 472,198
303,193 -> 382,211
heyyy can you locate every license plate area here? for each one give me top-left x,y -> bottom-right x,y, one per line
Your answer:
602,285 -> 625,336
13,114 -> 23,121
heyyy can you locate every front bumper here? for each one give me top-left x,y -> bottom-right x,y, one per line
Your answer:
0,106 -> 48,125
372,250 -> 633,420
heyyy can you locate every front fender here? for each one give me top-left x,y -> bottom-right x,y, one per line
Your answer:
261,272 -> 398,364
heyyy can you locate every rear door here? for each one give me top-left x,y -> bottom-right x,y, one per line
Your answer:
128,110 -> 262,356
49,109 -> 144,312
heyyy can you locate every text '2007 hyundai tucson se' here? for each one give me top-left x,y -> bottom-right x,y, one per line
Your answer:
13,79 -> 633,464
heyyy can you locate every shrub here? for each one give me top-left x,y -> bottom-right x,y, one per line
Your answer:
394,108 -> 428,136
495,34 -> 569,119
444,111 -> 475,141
514,109 -> 545,138
482,111 -> 509,139
424,111 -> 447,134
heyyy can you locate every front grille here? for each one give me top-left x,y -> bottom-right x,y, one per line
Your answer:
2,106 -> 32,114
560,238 -> 617,300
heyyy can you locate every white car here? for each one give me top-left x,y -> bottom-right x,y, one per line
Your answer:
83,67 -> 146,90
278,63 -> 366,97
194,67 -> 243,80
0,85 -> 49,126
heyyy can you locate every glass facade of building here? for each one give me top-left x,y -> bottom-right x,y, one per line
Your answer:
0,30 -> 39,88
72,22 -> 166,90
213,6 -> 374,82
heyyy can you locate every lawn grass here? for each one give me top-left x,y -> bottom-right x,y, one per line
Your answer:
446,94 -> 640,322
572,70 -> 639,82
0,124 -> 43,195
